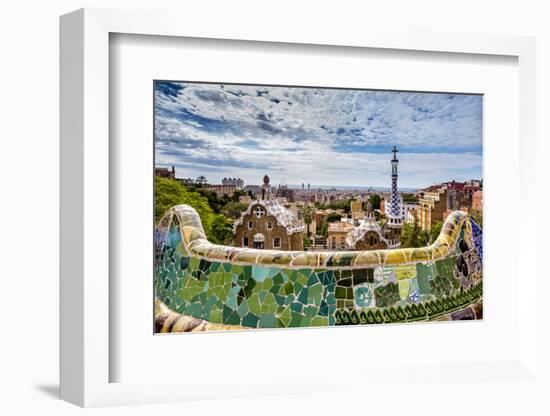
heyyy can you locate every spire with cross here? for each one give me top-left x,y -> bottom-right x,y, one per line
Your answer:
392,145 -> 398,160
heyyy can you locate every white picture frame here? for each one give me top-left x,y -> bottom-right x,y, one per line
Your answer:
60,8 -> 539,408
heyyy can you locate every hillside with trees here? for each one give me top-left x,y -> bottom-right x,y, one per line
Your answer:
155,177 -> 238,245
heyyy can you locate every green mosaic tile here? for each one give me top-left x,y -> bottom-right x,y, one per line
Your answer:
259,314 -> 276,328
308,283 -> 323,306
335,287 -> 347,299
242,313 -> 259,328
290,302 -> 303,313
279,306 -> 292,326
303,305 -> 318,317
297,287 -> 308,304
283,281 -> 294,295
252,265 -> 270,281
272,273 -> 284,285
247,294 -> 261,315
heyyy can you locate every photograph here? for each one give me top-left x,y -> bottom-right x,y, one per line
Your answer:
153,81 -> 484,333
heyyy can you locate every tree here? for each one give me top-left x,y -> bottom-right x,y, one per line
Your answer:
221,201 -> 248,219
326,212 -> 342,223
196,175 -> 207,186
319,221 -> 329,237
470,208 -> 483,228
315,198 -> 353,213
197,189 -> 231,214
401,217 -> 431,248
429,221 -> 443,243
418,229 -> 430,246
402,193 -> 418,203
301,204 -> 315,237
318,212 -> 342,237
231,189 -> 248,202
401,217 -> 422,248
210,214 -> 234,245
368,193 -> 381,210
401,221 -> 419,248
155,176 -> 215,237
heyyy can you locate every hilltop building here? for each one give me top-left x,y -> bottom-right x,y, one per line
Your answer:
472,190 -> 483,211
222,177 -> 244,188
276,184 -> 296,202
155,165 -> 176,179
202,184 -> 237,197
418,189 -> 448,231
350,200 -> 364,221
327,221 -> 354,249
417,179 -> 482,230
233,175 -> 305,250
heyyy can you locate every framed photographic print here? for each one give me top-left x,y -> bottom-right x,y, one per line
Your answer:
60,7 -> 539,409
153,81 -> 484,334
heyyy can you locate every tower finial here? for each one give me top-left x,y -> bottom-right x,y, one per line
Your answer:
392,145 -> 398,160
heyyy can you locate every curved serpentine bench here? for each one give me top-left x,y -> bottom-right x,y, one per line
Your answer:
154,204 -> 483,332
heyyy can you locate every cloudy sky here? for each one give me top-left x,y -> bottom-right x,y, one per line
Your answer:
154,81 -> 482,189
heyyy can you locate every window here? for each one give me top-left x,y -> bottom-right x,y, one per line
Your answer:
253,233 -> 265,249
248,221 -> 253,230
253,206 -> 266,218
267,221 -> 273,230
273,237 -> 281,248
243,236 -> 249,247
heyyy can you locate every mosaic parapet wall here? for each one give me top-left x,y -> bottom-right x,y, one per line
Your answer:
154,205 -> 483,332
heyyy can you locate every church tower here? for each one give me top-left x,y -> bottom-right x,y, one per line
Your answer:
386,146 -> 403,247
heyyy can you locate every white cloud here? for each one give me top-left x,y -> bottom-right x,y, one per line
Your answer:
155,82 -> 483,188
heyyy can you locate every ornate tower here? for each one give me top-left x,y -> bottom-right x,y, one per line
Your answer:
387,146 -> 403,247
261,175 -> 270,200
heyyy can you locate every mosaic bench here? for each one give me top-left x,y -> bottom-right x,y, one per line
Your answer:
154,204 -> 483,333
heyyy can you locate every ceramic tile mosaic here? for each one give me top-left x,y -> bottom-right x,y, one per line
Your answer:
154,205 -> 483,333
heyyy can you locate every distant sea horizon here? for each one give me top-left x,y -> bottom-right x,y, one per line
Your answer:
281,184 -> 420,193
157,166 -> 480,193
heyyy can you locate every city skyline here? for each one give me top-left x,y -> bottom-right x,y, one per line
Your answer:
155,81 -> 483,188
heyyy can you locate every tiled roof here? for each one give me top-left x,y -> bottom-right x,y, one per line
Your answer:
233,199 -> 305,235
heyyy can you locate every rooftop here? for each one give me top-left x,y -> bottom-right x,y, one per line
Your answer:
234,199 -> 306,235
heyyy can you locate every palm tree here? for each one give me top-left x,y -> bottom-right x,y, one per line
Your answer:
196,175 -> 207,187
301,204 -> 315,237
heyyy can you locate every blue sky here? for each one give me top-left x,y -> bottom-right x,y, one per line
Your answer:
154,81 -> 482,189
